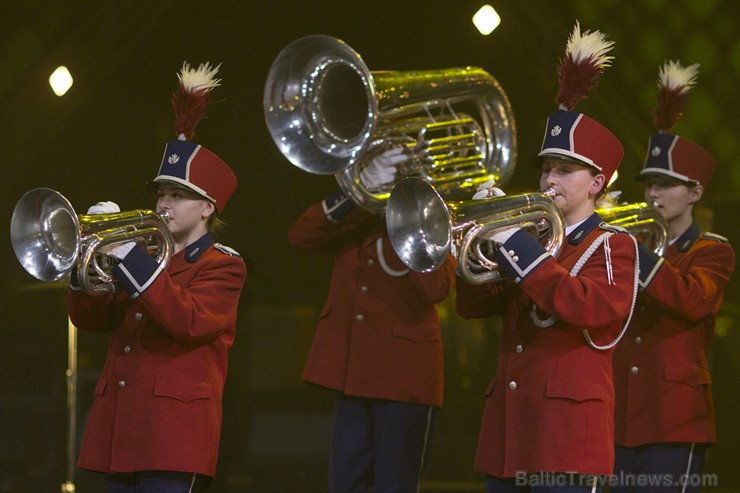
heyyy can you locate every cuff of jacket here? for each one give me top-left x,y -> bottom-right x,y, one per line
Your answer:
321,190 -> 355,223
494,229 -> 550,283
637,242 -> 664,289
112,245 -> 165,299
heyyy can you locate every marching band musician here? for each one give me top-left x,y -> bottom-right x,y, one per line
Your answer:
455,23 -> 638,492
287,147 -> 456,493
68,62 -> 246,493
612,61 -> 735,492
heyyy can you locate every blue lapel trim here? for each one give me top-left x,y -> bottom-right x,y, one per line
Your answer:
184,234 -> 215,263
675,222 -> 700,253
568,213 -> 601,245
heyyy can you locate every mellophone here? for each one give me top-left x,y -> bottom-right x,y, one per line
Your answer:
10,187 -> 172,295
12,183 -> 665,290
384,177 -> 667,284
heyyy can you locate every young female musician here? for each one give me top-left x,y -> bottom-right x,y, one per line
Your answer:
68,62 -> 246,493
612,61 -> 735,493
456,23 -> 639,492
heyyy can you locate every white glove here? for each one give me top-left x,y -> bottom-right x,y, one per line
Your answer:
608,190 -> 623,203
490,227 -> 519,245
360,147 -> 408,189
472,179 -> 518,244
596,190 -> 623,209
86,202 -> 131,258
106,242 -> 136,260
87,201 -> 120,215
472,179 -> 505,200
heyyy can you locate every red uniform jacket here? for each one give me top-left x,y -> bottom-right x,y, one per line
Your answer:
68,234 -> 246,478
613,223 -> 735,446
456,214 -> 638,477
288,194 -> 455,407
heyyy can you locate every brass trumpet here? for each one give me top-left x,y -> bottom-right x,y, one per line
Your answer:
10,188 -> 173,295
386,178 -> 565,284
596,201 -> 668,256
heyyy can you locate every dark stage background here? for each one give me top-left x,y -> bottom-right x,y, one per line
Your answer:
1,1 -> 739,491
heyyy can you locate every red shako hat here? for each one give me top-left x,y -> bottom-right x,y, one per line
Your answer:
638,60 -> 715,188
148,62 -> 237,213
538,21 -> 624,188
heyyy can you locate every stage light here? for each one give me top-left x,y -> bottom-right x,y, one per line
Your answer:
49,66 -> 73,96
473,5 -> 501,36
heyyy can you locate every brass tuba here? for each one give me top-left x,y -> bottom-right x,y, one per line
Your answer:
10,188 -> 173,295
596,201 -> 668,256
263,35 -> 517,212
386,178 -> 565,284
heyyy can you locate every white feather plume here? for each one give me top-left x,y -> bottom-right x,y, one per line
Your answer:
566,20 -> 615,68
178,62 -> 221,92
658,60 -> 700,94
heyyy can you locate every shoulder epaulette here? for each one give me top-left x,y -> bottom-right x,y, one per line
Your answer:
701,232 -> 729,243
599,222 -> 629,234
214,243 -> 242,257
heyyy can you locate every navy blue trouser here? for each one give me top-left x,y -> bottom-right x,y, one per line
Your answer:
611,443 -> 708,493
105,471 -> 212,493
329,394 -> 437,493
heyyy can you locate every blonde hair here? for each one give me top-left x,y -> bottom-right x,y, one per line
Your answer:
208,212 -> 227,238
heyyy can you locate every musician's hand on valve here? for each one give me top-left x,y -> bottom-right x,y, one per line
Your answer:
107,242 -> 136,261
472,178 -> 505,200
489,227 -> 519,245
87,201 -> 121,215
472,179 -> 519,245
86,201 -> 133,258
360,147 -> 408,189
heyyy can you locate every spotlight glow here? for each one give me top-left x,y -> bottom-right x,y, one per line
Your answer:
49,66 -> 73,96
473,5 -> 501,36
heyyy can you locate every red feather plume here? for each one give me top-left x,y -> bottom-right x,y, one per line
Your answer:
555,22 -> 615,111
170,62 -> 221,141
652,60 -> 699,133
173,85 -> 211,140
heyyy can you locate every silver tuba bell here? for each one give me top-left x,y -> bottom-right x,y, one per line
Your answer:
596,201 -> 668,256
263,35 -> 517,212
10,188 -> 173,295
386,178 -> 565,285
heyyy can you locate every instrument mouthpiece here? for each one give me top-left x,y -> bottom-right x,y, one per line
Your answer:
543,187 -> 556,198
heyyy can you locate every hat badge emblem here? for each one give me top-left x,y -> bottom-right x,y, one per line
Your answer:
550,125 -> 562,137
168,153 -> 180,165
651,146 -> 661,157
